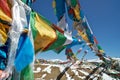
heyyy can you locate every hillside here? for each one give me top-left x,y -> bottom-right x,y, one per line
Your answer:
34,58 -> 120,80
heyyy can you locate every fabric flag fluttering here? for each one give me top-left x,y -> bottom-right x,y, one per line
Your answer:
53,0 -> 70,32
30,11 -> 58,53
75,47 -> 82,56
20,64 -> 34,80
0,0 -> 12,73
65,38 -> 84,61
15,32 -> 34,72
65,48 -> 77,61
0,0 -> 12,18
0,0 -> 119,79
30,11 -> 76,53
53,0 -> 66,21
57,14 -> 69,32
53,0 -> 105,58
0,1 -> 34,80
53,0 -> 80,22
30,11 -> 85,56
0,9 -> 12,46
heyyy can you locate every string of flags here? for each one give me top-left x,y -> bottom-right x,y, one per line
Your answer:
0,0 -> 120,80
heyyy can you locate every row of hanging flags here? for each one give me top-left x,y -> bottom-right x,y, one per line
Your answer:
0,0 -> 107,80
52,0 -> 105,55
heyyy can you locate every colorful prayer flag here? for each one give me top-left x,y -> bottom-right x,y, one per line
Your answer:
14,32 -> 34,72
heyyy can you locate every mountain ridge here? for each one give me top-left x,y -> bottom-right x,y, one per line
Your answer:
34,58 -> 120,80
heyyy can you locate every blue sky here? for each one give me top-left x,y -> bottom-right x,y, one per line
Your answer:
31,0 -> 120,60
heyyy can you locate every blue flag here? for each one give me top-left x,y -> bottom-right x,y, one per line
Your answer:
55,0 -> 66,21
14,33 -> 34,72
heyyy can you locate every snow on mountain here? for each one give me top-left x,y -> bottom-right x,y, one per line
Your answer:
49,59 -> 64,62
34,58 -> 120,80
102,73 -> 116,80
87,58 -> 102,63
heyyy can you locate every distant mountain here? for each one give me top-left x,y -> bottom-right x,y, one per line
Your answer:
34,58 -> 120,80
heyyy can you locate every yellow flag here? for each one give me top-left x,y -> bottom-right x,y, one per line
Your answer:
0,9 -> 12,45
74,4 -> 81,21
32,12 -> 57,52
